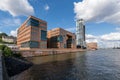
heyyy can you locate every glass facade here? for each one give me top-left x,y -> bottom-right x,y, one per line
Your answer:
21,41 -> 39,48
40,42 -> 47,48
41,30 -> 47,40
30,41 -> 39,48
57,35 -> 63,42
50,36 -> 57,42
21,41 -> 30,48
27,18 -> 39,27
64,44 -> 66,48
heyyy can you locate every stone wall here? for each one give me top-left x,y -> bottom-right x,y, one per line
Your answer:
20,49 -> 84,57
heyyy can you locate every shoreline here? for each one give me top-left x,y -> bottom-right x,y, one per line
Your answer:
19,49 -> 86,57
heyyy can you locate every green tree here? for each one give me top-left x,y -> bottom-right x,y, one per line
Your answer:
3,47 -> 12,57
0,33 -> 8,38
0,45 -> 6,51
0,45 -> 13,57
0,38 -> 3,42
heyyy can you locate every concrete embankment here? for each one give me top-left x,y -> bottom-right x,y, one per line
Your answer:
0,51 -> 3,80
1,54 -> 33,80
20,49 -> 86,57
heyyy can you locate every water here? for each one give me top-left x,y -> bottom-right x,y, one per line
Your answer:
25,49 -> 120,80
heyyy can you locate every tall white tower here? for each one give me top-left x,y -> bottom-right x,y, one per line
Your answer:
76,19 -> 86,48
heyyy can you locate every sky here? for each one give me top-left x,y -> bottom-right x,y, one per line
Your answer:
0,0 -> 120,48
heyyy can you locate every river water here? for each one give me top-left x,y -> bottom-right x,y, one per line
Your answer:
25,49 -> 120,80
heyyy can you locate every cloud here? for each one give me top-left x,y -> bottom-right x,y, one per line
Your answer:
0,0 -> 34,16
10,28 -> 18,37
65,27 -> 76,32
101,32 -> 120,41
86,34 -> 97,39
86,32 -> 120,48
116,27 -> 120,32
0,18 -> 21,27
74,0 -> 120,24
44,4 -> 50,11
86,34 -> 98,43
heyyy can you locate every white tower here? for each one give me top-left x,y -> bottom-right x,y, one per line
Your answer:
76,19 -> 86,48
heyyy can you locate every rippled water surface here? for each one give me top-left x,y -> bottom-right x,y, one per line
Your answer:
26,49 -> 120,80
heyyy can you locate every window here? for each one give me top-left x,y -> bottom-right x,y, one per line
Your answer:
41,30 -> 47,40
57,35 -> 63,42
40,26 -> 47,30
21,41 -> 30,48
21,41 -> 39,48
26,18 -> 39,27
50,36 -> 57,42
72,39 -> 75,43
30,41 -> 39,48
64,44 -> 66,48
40,42 -> 47,48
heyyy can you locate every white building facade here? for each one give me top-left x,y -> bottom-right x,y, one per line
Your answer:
2,36 -> 16,43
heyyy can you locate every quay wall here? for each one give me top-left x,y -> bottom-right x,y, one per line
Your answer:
20,49 -> 85,57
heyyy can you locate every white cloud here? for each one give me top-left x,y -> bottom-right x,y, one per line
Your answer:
74,0 -> 120,24
0,0 -> 34,16
44,4 -> 50,11
10,28 -> 18,37
86,34 -> 97,39
101,32 -> 120,41
86,34 -> 98,43
65,27 -> 76,32
86,39 -> 98,43
0,18 -> 21,27
116,27 -> 120,32
86,32 -> 120,48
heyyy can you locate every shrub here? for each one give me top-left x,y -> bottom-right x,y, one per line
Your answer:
0,45 -> 7,51
0,45 -> 13,57
3,46 -> 13,57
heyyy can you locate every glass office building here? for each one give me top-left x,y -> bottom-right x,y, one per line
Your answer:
76,19 -> 86,48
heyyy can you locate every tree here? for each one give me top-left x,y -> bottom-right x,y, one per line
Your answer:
0,38 -> 3,42
0,45 -> 6,51
3,47 -> 13,57
0,45 -> 13,57
0,33 -> 8,38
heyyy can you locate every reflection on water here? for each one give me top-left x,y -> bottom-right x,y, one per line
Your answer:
24,49 -> 120,80
27,51 -> 85,64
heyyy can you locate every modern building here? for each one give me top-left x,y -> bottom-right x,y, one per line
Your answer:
76,19 -> 86,48
17,16 -> 47,50
87,42 -> 97,50
2,36 -> 16,43
47,28 -> 76,48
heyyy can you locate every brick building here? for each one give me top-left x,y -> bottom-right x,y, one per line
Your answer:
87,42 -> 98,50
17,16 -> 47,50
47,28 -> 76,48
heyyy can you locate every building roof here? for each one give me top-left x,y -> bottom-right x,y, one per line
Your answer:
18,15 -> 47,29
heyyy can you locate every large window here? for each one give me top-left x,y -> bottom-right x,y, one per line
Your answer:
27,18 -> 39,27
30,41 -> 39,48
21,41 -> 39,48
57,35 -> 63,42
41,30 -> 47,40
21,41 -> 30,48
